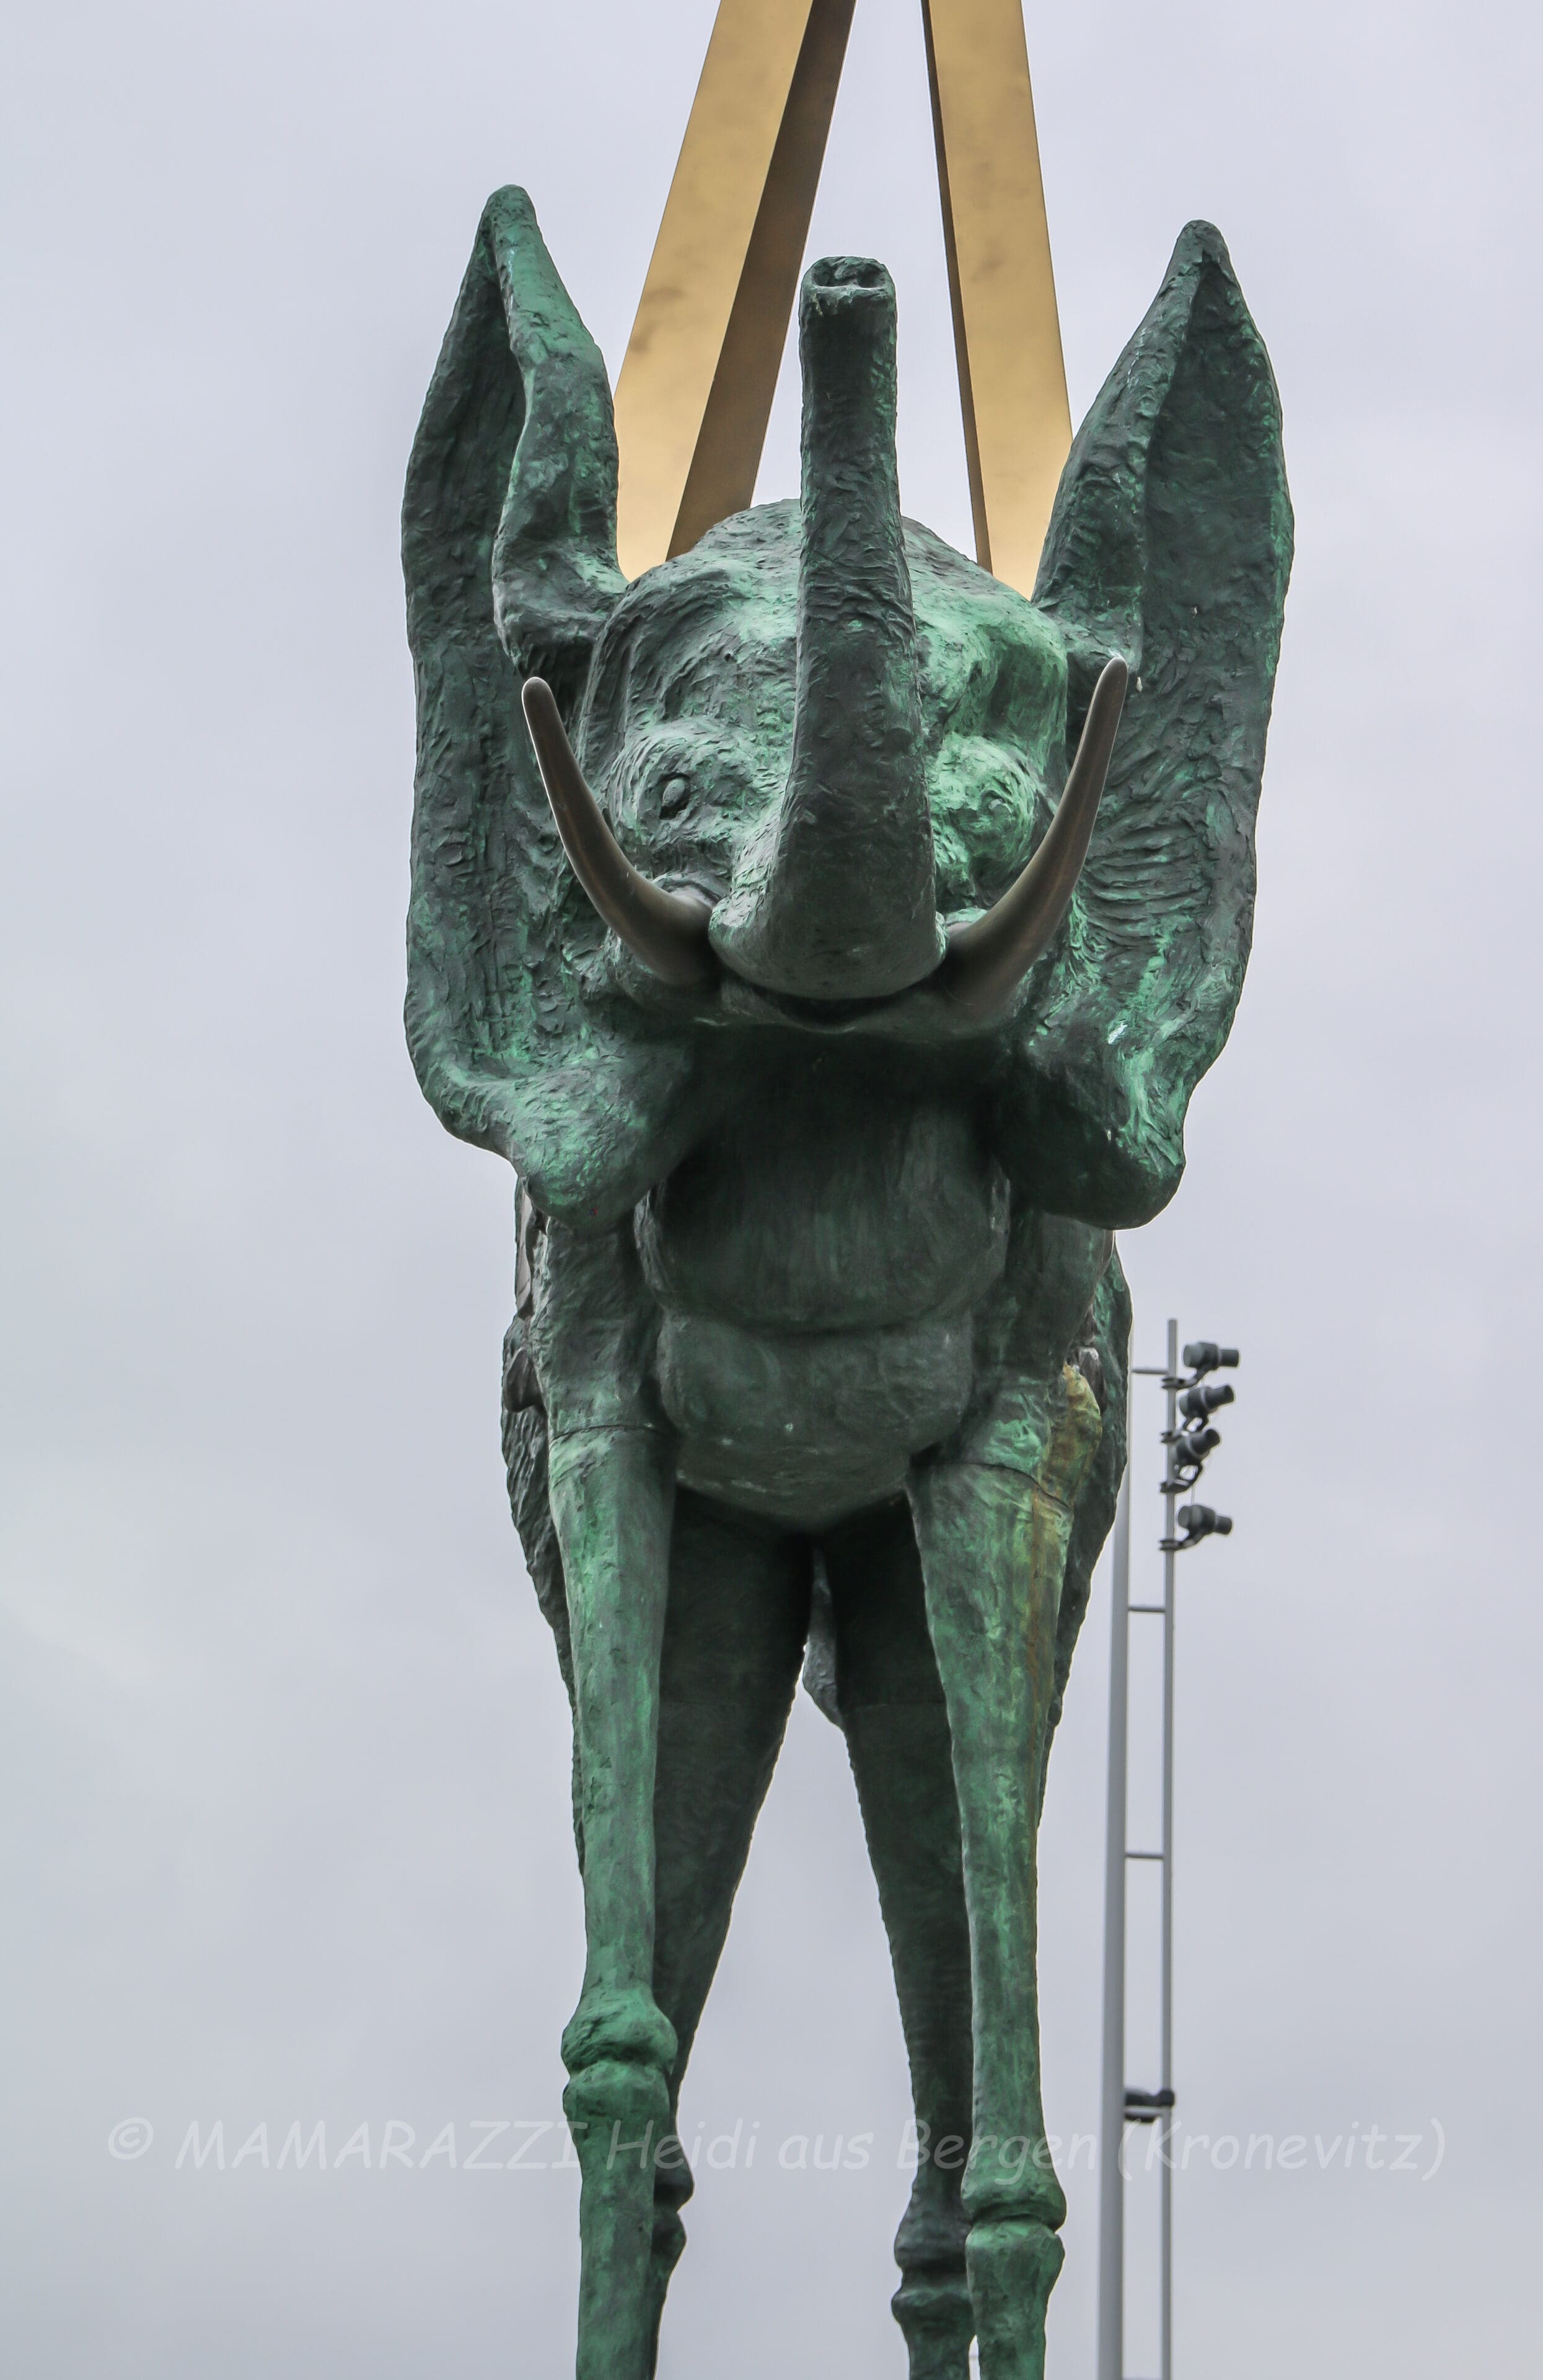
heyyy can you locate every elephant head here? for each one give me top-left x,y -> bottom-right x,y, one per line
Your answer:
404,187 -> 1291,1230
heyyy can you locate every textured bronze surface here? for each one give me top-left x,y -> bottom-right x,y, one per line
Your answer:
522,679 -> 716,989
404,182 -> 1291,2379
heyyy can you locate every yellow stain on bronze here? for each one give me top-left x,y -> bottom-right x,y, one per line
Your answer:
613,0 -> 1071,600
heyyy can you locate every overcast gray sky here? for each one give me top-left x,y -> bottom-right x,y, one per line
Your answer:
2,2 -> 1539,2374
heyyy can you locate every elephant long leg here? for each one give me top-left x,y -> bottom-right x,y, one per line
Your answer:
546,1425 -> 679,2380
645,1491 -> 812,2368
908,1443 -> 1089,2380
823,1497 -> 975,2380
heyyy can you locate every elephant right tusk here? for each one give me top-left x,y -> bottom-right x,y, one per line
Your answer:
522,678 -> 718,990
933,655 -> 1128,1023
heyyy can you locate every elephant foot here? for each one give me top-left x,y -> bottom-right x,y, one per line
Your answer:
894,2267 -> 974,2380
966,2215 -> 1063,2380
642,2152 -> 691,2378
562,1988 -> 677,2380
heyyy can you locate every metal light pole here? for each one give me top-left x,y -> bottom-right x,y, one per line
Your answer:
1098,1320 -> 1237,2380
1158,1317 -> 1179,2380
1095,1445 -> 1132,2380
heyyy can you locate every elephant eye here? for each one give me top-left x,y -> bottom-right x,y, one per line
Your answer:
659,775 -> 691,818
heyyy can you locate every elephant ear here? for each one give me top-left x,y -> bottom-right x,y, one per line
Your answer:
403,187 -> 702,1226
1001,221 -> 1293,1227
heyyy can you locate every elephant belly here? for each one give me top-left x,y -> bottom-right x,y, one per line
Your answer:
656,1307 -> 975,1528
635,1070 -> 1008,1334
638,1068 -> 1004,1522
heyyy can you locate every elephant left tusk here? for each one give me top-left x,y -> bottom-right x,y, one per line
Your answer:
522,678 -> 718,990
934,655 -> 1127,1023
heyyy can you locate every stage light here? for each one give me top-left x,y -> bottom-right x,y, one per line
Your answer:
1182,1341 -> 1239,1376
1167,1424 -> 1221,1489
1174,1503 -> 1233,1546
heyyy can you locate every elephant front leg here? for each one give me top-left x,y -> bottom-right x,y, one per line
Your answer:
548,1425 -> 677,2380
908,1404 -> 1096,2380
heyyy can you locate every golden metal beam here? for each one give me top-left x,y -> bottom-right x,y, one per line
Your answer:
613,0 -> 856,582
613,0 -> 1071,598
923,0 -> 1071,593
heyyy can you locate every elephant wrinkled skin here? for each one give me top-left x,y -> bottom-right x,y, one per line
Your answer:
403,186 -> 1291,2380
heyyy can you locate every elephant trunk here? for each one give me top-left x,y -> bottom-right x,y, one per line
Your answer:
708,259 -> 942,1000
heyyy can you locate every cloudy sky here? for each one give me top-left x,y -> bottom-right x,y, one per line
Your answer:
2,2 -> 1539,2373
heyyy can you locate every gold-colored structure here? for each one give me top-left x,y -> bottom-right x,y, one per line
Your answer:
612,0 -> 1071,598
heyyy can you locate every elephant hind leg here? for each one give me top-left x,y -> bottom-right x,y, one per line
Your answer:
822,1497 -> 975,2380
645,1490 -> 812,2369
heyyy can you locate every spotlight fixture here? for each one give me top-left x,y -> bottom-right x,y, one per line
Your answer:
1167,1424 -> 1221,1489
1163,1502 -> 1233,1552
1181,1341 -> 1239,1378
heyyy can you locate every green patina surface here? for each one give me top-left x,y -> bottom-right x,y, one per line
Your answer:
404,185 -> 1290,2380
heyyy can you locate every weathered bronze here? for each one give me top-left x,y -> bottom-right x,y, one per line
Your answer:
522,679 -> 717,989
935,654 -> 1127,1023
527,644 -> 1126,1022
404,180 -> 1290,2380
